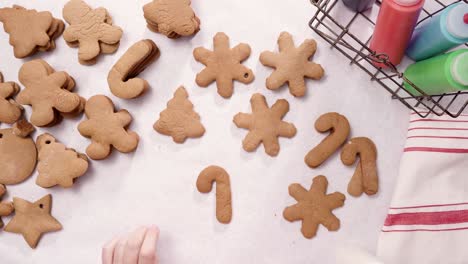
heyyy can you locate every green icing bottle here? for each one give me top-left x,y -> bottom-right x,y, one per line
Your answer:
403,49 -> 468,96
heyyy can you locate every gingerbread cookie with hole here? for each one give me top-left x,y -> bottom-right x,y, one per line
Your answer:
154,86 -> 205,143
5,194 -> 62,248
78,95 -> 139,160
193,32 -> 254,98
233,93 -> 297,156
36,133 -> 89,188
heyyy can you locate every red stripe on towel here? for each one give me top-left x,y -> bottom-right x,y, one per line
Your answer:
382,227 -> 468,233
390,202 -> 468,210
407,136 -> 468,140
384,210 -> 468,226
408,127 -> 468,132
410,119 -> 468,123
404,147 -> 468,153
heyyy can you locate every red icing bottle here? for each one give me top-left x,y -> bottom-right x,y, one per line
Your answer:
370,0 -> 425,67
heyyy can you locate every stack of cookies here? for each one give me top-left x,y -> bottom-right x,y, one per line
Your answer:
62,0 -> 123,65
16,59 -> 85,127
108,39 -> 160,99
0,5 -> 64,58
143,0 -> 200,39
40,17 -> 65,53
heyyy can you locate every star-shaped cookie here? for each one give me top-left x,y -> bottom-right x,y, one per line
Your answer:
283,175 -> 345,238
260,32 -> 324,97
193,32 -> 254,98
5,194 -> 62,248
233,93 -> 297,156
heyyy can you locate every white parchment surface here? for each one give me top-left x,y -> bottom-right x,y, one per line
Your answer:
0,0 -> 409,263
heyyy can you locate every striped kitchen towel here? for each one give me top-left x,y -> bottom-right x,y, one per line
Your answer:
377,112 -> 468,264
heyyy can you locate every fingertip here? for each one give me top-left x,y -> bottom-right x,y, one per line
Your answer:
129,226 -> 149,243
139,226 -> 160,264
147,225 -> 160,235
113,236 -> 128,264
136,225 -> 150,233
141,225 -> 160,249
123,226 -> 149,263
102,237 -> 119,264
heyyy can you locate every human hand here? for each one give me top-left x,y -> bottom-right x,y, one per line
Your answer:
102,225 -> 160,264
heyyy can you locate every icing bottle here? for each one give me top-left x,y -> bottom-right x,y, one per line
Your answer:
406,2 -> 468,61
342,0 -> 375,12
370,0 -> 425,67
403,49 -> 468,95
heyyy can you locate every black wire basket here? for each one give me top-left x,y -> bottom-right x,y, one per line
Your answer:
309,0 -> 468,118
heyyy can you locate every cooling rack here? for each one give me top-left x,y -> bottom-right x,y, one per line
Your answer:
309,0 -> 468,117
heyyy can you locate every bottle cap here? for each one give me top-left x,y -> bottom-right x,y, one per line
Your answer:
446,3 -> 468,39
451,52 -> 468,86
393,0 -> 422,7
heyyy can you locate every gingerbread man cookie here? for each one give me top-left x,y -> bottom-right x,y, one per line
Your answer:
36,133 -> 89,188
0,72 -> 22,124
154,86 -> 205,143
143,0 -> 200,39
17,60 -> 83,127
63,0 -> 123,64
5,194 -> 62,248
193,32 -> 254,98
0,184 -> 14,229
233,93 -> 297,156
260,32 -> 324,97
283,175 -> 345,239
78,95 -> 139,160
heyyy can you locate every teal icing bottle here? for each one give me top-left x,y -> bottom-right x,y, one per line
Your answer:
406,2 -> 468,61
403,49 -> 468,95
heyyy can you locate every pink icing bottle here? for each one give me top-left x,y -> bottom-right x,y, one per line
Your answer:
369,0 -> 425,67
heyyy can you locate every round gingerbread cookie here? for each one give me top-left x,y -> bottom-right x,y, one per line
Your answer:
0,128 -> 37,185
